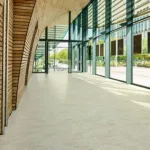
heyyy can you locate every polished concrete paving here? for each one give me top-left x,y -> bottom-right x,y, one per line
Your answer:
0,72 -> 150,150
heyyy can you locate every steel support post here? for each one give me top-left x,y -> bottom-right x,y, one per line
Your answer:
68,11 -> 72,73
72,22 -> 75,70
92,0 -> 98,75
105,0 -> 111,78
54,26 -> 56,72
105,34 -> 110,78
45,27 -> 49,74
82,8 -> 88,72
126,0 -> 134,84
92,40 -> 96,75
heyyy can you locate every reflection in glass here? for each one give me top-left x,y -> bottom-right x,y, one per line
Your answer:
133,0 -> 150,22
111,0 -> 126,31
72,44 -> 82,72
97,0 -> 105,34
110,29 -> 126,81
86,41 -> 93,74
96,35 -> 105,76
73,46 -> 79,71
133,19 -> 150,87
33,41 -> 45,73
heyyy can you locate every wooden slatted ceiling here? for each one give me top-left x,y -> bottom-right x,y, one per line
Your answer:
0,0 -> 3,135
8,0 -> 13,116
13,0 -> 36,109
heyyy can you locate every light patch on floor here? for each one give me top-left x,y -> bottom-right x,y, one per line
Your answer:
72,73 -> 150,97
132,100 -> 150,109
101,87 -> 150,95
109,91 -> 127,96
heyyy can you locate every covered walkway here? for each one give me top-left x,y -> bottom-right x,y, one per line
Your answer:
0,72 -> 150,150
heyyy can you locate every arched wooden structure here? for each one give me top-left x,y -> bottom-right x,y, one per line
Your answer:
0,0 -> 90,135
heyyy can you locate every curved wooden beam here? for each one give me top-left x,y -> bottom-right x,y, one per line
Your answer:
12,0 -> 36,109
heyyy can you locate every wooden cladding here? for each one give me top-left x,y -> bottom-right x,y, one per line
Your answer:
7,0 -> 13,117
13,0 -> 36,109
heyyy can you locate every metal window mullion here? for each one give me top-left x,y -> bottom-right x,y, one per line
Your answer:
105,0 -> 112,78
126,0 -> 134,84
45,27 -> 48,74
68,11 -> 72,73
82,8 -> 88,72
54,26 -> 56,72
92,0 -> 98,75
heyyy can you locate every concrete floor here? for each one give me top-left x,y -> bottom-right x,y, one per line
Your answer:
0,72 -> 150,150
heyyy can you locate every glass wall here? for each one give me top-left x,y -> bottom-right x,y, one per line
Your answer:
132,0 -> 150,87
33,41 -> 45,73
48,42 -> 68,72
95,0 -> 106,76
109,0 -> 127,81
111,0 -> 126,31
96,35 -> 105,76
72,44 -> 82,72
71,12 -> 83,72
133,19 -> 150,87
110,29 -> 126,81
71,0 -> 150,88
87,4 -> 93,39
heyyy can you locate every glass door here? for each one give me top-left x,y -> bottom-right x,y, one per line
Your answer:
48,41 -> 68,72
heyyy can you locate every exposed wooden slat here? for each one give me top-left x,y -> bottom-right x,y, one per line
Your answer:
8,0 -> 13,116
